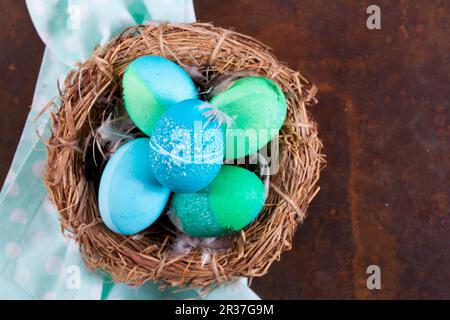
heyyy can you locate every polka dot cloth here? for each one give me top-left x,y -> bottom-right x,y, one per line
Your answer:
0,0 -> 257,300
26,0 -> 196,67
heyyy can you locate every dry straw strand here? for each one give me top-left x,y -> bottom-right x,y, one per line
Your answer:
44,23 -> 325,289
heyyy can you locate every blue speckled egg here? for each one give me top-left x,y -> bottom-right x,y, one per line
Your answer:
149,99 -> 224,193
122,55 -> 198,136
98,138 -> 170,235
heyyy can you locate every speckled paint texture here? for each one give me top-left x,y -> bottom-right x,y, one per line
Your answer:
149,99 -> 224,193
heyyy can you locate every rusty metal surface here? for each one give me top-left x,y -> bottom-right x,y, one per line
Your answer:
0,0 -> 44,184
1,0 -> 449,299
195,0 -> 450,299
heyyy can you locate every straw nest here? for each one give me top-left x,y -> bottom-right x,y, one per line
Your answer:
44,22 -> 324,289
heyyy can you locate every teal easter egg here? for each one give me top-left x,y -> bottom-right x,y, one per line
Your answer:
122,55 -> 198,136
149,99 -> 224,193
98,138 -> 170,235
210,76 -> 287,159
169,166 -> 266,237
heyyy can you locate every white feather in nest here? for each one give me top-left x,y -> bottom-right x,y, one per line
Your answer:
95,115 -> 137,159
205,70 -> 258,100
198,102 -> 235,130
183,65 -> 208,86
252,152 -> 271,198
170,232 -> 234,267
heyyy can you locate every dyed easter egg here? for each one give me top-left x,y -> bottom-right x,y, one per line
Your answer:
122,55 -> 198,136
210,76 -> 287,159
149,99 -> 224,193
98,138 -> 170,235
169,166 -> 266,237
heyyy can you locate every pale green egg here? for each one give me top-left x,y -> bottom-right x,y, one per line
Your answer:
210,76 -> 287,159
169,166 -> 266,237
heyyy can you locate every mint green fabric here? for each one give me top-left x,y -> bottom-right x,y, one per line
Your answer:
0,0 -> 259,300
27,0 -> 196,67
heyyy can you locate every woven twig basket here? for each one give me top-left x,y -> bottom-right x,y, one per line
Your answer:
44,22 -> 324,288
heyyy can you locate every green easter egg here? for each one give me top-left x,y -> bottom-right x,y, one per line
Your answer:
210,76 -> 287,159
169,166 -> 266,237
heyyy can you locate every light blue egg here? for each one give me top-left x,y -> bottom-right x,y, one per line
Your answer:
149,99 -> 224,193
122,55 -> 198,136
98,138 -> 170,235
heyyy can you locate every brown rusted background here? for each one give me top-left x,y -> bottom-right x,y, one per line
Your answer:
1,0 -> 449,299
